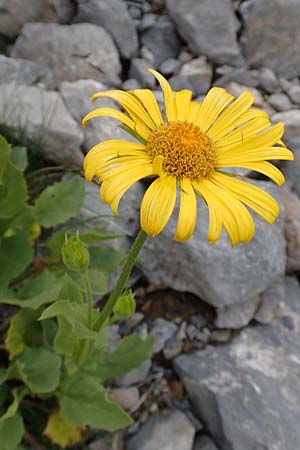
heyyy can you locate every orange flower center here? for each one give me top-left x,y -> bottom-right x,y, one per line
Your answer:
146,121 -> 215,180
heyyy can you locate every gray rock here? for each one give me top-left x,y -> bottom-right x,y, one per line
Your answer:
52,0 -> 76,23
209,329 -> 231,343
272,110 -> 300,150
215,296 -> 260,329
175,310 -> 300,450
224,82 -> 266,107
140,181 -> 286,308
117,359 -> 151,387
254,276 -> 286,324
59,79 -> 131,152
141,15 -> 181,67
166,0 -> 242,66
139,13 -> 157,32
129,59 -> 156,88
0,0 -> 57,37
127,410 -> 195,450
81,180 -> 145,250
241,0 -> 300,78
0,84 -> 83,166
281,153 -> 300,198
268,93 -> 293,112
279,185 -> 300,272
75,0 -> 138,59
109,387 -> 140,412
214,67 -> 260,88
193,435 -> 219,450
122,78 -> 141,91
287,85 -> 300,105
11,23 -> 121,86
160,59 -> 182,76
163,337 -> 183,359
150,318 -> 178,353
179,57 -> 213,96
258,67 -> 280,93
0,55 -> 54,89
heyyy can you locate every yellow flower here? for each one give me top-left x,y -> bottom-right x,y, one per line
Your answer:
83,69 -> 294,246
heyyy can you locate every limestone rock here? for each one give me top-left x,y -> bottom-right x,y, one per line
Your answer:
11,23 -> 121,86
75,0 -> 138,59
166,0 -> 242,66
279,185 -> 300,272
127,410 -> 195,450
0,55 -> 54,89
215,296 -> 260,329
175,299 -> 300,450
139,181 -> 286,308
0,84 -> 83,166
241,0 -> 300,78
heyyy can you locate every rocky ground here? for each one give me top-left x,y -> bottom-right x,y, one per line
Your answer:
1,0 -> 300,449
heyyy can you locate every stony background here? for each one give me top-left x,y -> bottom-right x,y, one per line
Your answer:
1,0 -> 300,449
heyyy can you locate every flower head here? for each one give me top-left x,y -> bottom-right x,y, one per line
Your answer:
83,69 -> 293,246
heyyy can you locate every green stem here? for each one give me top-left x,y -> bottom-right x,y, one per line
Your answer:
94,229 -> 147,331
82,270 -> 93,328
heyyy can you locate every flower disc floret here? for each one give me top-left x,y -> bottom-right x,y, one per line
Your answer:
147,121 -> 215,180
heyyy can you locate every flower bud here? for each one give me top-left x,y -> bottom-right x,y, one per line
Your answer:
29,222 -> 41,241
62,233 -> 89,273
113,291 -> 136,318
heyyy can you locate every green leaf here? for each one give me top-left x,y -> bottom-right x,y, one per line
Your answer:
57,273 -> 83,304
80,227 -> 124,245
0,232 -> 33,288
14,270 -> 60,299
46,229 -> 66,257
14,347 -> 62,394
69,269 -> 108,296
0,413 -> 24,450
0,287 -> 61,309
60,373 -> 132,430
0,388 -> 26,450
0,162 -> 27,219
33,177 -> 85,228
89,246 -> 125,275
5,309 -> 41,358
0,135 -> 11,185
96,335 -> 154,382
0,370 -> 8,386
39,300 -> 99,341
10,147 -> 28,172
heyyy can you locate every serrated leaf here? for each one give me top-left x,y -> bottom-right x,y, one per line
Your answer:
44,409 -> 84,447
5,309 -> 41,359
33,177 -> 85,228
96,335 -> 154,382
60,373 -> 132,430
10,147 -> 28,172
0,135 -> 11,185
0,232 -> 33,288
0,162 -> 27,219
14,347 -> 61,394
89,246 -> 125,274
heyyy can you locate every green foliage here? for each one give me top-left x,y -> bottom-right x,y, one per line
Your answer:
0,134 -> 153,449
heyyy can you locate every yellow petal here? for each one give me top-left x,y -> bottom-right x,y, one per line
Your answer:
193,180 -> 223,244
147,69 -> 176,121
207,91 -> 254,141
193,87 -> 234,132
174,178 -> 197,242
96,156 -> 152,180
91,89 -> 156,130
217,122 -> 285,154
131,89 -> 163,127
187,100 -> 202,123
211,171 -> 279,224
216,146 -> 294,165
100,164 -> 153,214
214,116 -> 271,148
199,179 -> 255,245
216,161 -> 285,185
140,175 -> 177,236
84,140 -> 147,182
174,90 -> 193,121
82,107 -> 135,130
